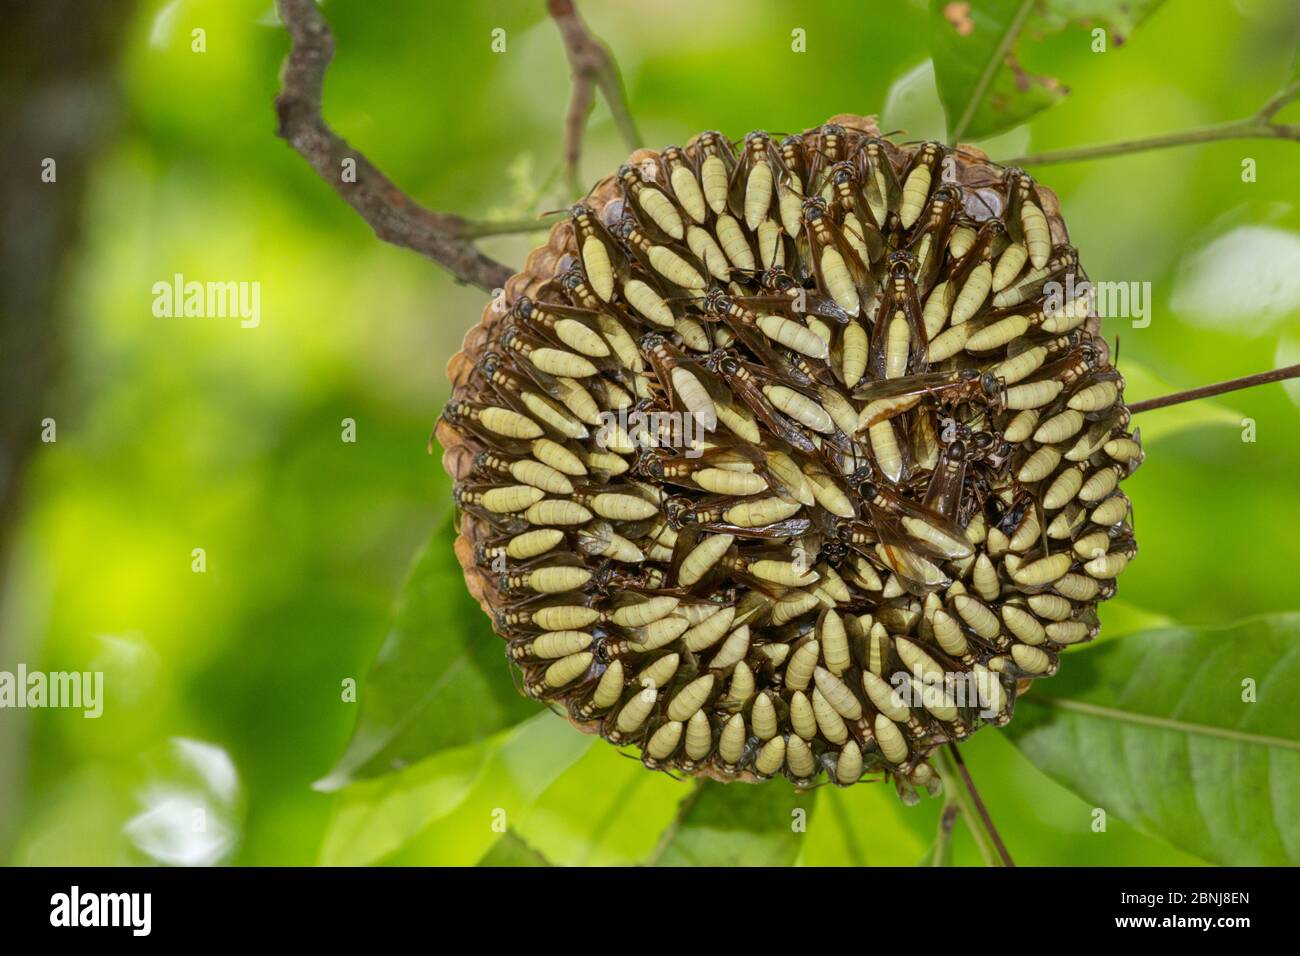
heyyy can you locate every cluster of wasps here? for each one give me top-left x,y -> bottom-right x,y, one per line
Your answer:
438,116 -> 1141,800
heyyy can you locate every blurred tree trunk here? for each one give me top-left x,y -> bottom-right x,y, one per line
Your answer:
0,0 -> 134,859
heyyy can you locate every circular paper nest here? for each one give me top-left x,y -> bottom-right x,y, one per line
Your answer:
437,114 -> 1139,799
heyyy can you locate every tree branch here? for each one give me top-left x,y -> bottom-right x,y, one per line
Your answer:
547,0 -> 643,196
1128,363 -> 1300,414
1002,117 -> 1300,167
938,744 -> 1015,867
1001,75 -> 1300,168
929,800 -> 960,866
274,0 -> 513,292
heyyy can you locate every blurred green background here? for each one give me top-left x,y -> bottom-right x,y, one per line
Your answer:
1,0 -> 1298,866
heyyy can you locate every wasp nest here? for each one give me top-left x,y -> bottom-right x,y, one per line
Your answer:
437,114 -> 1141,800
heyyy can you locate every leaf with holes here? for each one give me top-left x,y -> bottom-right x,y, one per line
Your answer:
930,0 -> 1166,142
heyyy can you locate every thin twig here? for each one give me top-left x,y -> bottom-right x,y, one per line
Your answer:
1129,364 -> 1300,414
456,211 -> 565,238
547,0 -> 643,196
1003,76 -> 1300,167
1256,77 -> 1300,122
930,800 -> 960,867
946,743 -> 1015,867
935,746 -> 995,866
643,778 -> 705,866
274,0 -> 513,292
1002,117 -> 1300,167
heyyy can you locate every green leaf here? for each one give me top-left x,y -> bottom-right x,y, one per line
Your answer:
1033,1 -> 1163,39
316,515 -> 538,790
929,0 -> 1164,142
478,830 -> 552,867
648,780 -> 815,867
384,712 -> 594,865
318,736 -> 491,866
320,713 -> 592,866
1004,614 -> 1300,865
515,740 -> 685,866
1120,359 -> 1242,444
800,779 -> 933,867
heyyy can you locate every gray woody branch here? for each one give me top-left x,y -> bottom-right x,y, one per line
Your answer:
274,0 -> 514,292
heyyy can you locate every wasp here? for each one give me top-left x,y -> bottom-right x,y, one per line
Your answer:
774,134 -> 809,238
855,136 -> 903,229
610,215 -> 711,296
440,398 -> 539,454
997,168 -> 1052,268
903,183 -> 962,293
568,204 -> 627,303
703,351 -> 824,454
632,441 -> 768,496
664,492 -> 811,540
511,296 -> 612,361
645,145 -> 703,229
728,130 -> 783,230
498,322 -> 604,386
695,130 -> 738,216
853,367 -> 1003,430
868,251 -> 929,381
472,445 -> 575,498
697,287 -> 829,372
723,266 -> 854,328
805,122 -> 852,196
897,141 -> 944,230
639,332 -> 724,434
992,244 -> 1081,309
824,161 -> 885,265
616,161 -> 686,241
922,438 -> 974,520
845,476 -> 974,594
856,477 -> 974,561
798,196 -> 873,317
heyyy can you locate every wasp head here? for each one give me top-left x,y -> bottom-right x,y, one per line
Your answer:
512,296 -> 536,320
703,288 -> 731,313
718,355 -> 743,378
632,448 -> 665,481
887,250 -> 917,277
933,183 -> 963,204
664,495 -> 696,529
830,162 -> 855,185
759,266 -> 796,293
980,370 -> 1002,399
801,196 -> 829,220
640,331 -> 668,353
